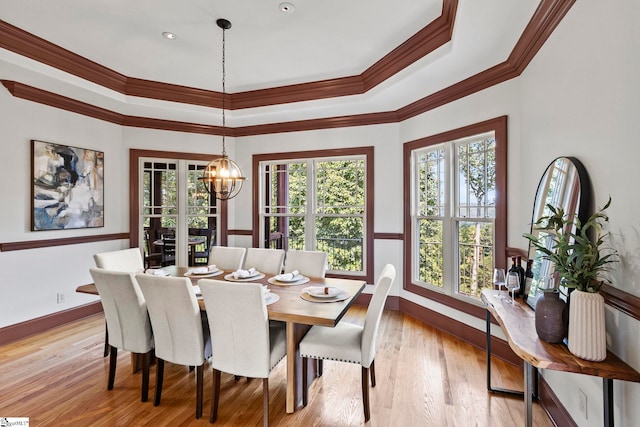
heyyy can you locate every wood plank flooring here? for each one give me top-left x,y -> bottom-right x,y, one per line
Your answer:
0,307 -> 553,426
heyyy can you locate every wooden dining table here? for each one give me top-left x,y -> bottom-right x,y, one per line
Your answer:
77,265 -> 366,413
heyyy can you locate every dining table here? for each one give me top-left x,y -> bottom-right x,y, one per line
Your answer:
77,265 -> 366,413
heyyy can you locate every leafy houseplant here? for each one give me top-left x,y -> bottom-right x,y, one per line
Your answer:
523,197 -> 618,293
523,197 -> 618,360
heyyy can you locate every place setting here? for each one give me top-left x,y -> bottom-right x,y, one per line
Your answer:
300,285 -> 350,303
183,264 -> 223,278
262,285 -> 280,305
224,267 -> 265,282
267,270 -> 310,286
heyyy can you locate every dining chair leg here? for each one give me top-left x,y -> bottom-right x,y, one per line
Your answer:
262,378 -> 269,427
154,358 -> 164,406
196,365 -> 204,419
302,357 -> 308,407
141,351 -> 151,402
362,366 -> 370,422
107,346 -> 117,390
317,359 -> 323,377
370,360 -> 376,387
210,369 -> 221,423
103,323 -> 110,357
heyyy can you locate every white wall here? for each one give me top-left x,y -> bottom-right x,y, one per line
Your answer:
1,0 -> 638,424
518,0 -> 640,425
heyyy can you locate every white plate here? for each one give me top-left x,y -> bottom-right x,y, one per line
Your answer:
184,269 -> 222,278
224,272 -> 265,282
273,274 -> 304,283
145,269 -> 170,276
304,286 -> 342,298
267,276 -> 310,286
265,293 -> 280,305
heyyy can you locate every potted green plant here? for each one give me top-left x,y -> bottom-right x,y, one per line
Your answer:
523,197 -> 618,360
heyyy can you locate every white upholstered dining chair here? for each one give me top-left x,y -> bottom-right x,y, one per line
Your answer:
299,263 -> 396,422
199,279 -> 286,426
93,248 -> 144,272
243,248 -> 285,275
135,274 -> 206,419
283,249 -> 327,278
208,246 -> 246,271
89,268 -> 154,402
93,247 -> 145,357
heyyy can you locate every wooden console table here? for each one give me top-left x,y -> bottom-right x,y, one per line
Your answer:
481,289 -> 640,427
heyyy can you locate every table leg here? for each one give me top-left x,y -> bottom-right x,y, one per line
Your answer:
486,309 -> 525,397
286,321 -> 296,414
524,362 -> 534,427
603,378 -> 614,427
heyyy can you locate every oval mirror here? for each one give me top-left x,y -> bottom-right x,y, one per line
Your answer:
526,156 -> 591,309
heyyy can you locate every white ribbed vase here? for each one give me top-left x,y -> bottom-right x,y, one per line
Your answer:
567,290 -> 607,361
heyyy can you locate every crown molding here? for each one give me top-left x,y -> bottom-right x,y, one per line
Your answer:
2,0 -> 575,136
0,0 -> 457,110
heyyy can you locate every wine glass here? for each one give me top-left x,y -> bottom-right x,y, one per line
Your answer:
505,271 -> 520,304
492,268 -> 506,299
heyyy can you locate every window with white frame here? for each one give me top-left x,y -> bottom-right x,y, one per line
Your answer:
406,117 -> 506,304
257,150 -> 371,278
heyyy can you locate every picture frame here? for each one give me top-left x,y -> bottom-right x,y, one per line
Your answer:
31,140 -> 104,230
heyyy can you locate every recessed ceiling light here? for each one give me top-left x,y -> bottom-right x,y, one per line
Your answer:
162,32 -> 176,40
279,2 -> 295,13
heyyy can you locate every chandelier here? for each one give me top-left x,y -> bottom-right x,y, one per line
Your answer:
199,18 -> 245,200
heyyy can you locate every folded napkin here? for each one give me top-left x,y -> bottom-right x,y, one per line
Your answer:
262,285 -> 271,297
275,270 -> 300,281
146,268 -> 169,276
232,267 -> 256,279
304,286 -> 342,297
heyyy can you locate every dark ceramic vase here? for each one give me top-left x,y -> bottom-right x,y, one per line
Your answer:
535,291 -> 568,343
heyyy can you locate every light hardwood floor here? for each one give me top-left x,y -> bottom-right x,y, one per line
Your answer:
0,307 -> 553,426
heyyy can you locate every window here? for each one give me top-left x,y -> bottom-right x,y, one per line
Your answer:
254,147 -> 374,282
130,150 -> 228,266
404,117 -> 506,310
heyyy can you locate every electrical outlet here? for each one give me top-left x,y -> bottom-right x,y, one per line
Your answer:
578,388 -> 588,419
57,292 -> 66,304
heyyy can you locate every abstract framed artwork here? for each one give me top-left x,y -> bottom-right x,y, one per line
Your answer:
31,140 -> 104,230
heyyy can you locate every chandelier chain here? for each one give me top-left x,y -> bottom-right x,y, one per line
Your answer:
221,25 -> 227,156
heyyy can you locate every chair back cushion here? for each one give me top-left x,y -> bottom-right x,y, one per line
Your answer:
136,274 -> 205,366
208,246 -> 246,271
199,279 -> 281,378
244,248 -> 285,275
284,250 -> 327,278
89,268 -> 153,353
94,248 -> 144,272
361,264 -> 396,367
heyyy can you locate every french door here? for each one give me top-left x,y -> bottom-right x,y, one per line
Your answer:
138,157 -> 218,266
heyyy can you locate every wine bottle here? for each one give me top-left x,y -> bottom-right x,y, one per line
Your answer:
523,259 -> 534,301
516,256 -> 525,297
508,257 -> 519,297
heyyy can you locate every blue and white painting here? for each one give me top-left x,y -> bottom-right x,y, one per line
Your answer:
32,140 -> 104,230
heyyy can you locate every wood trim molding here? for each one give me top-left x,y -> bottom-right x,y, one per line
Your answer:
373,233 -> 404,240
0,232 -> 129,252
0,1 -> 575,138
600,284 -> 640,322
539,375 -> 578,427
0,0 -> 458,110
0,301 -> 103,347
